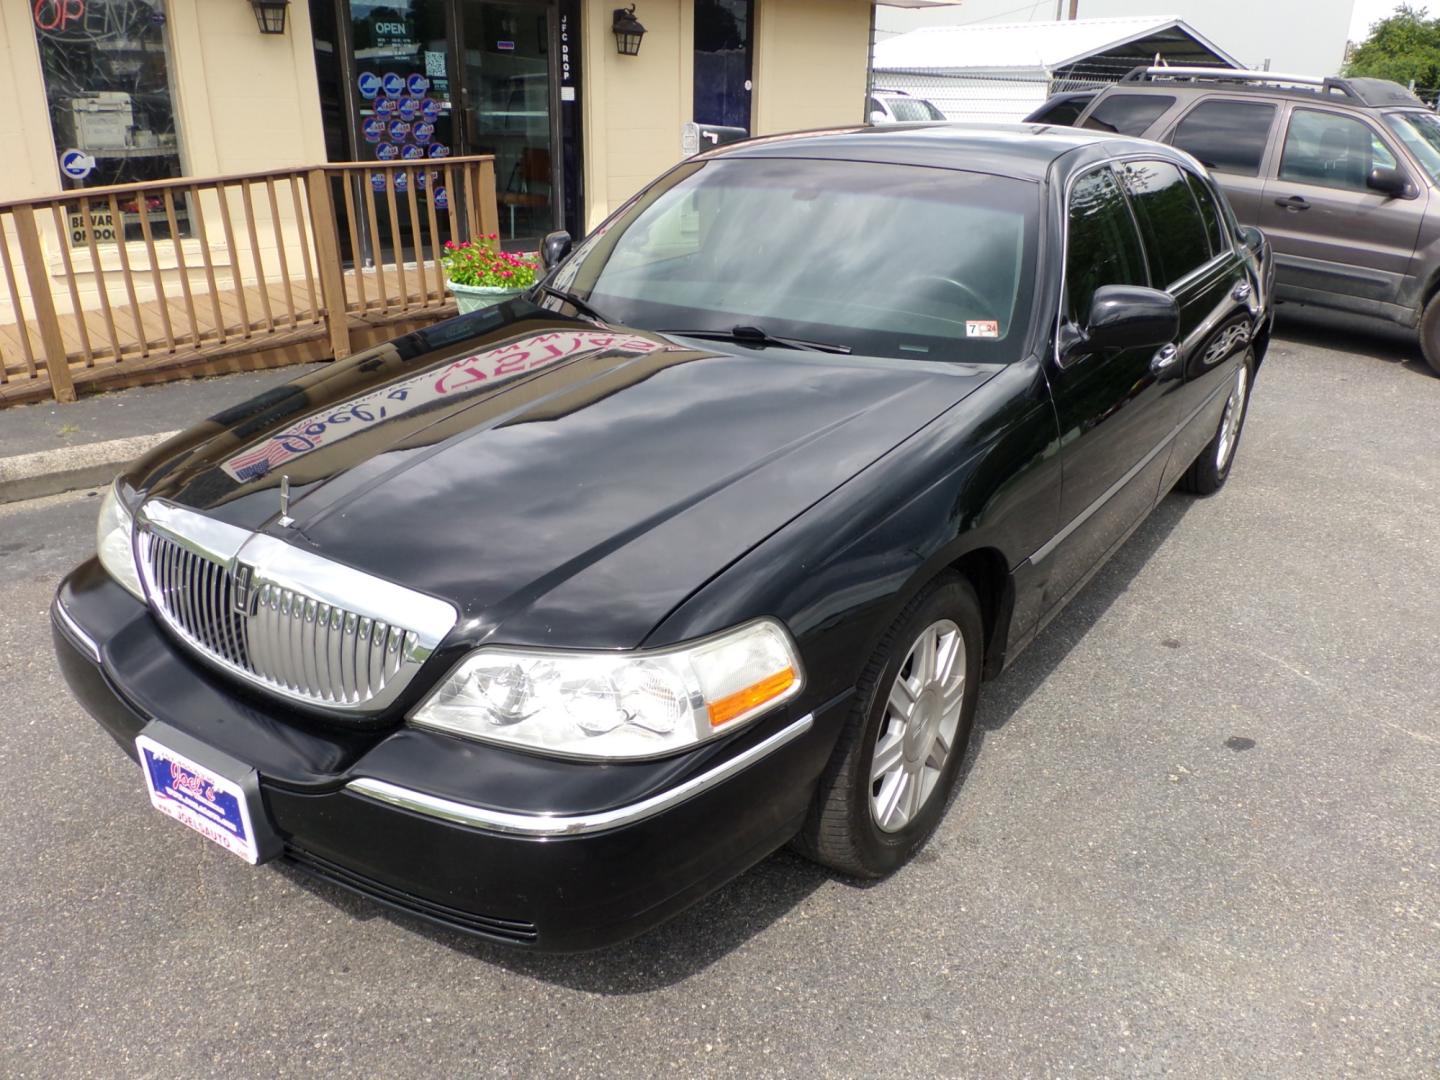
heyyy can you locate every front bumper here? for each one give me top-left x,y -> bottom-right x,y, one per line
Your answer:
52,561 -> 846,951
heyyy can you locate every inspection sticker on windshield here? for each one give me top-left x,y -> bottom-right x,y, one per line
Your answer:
966,320 -> 999,338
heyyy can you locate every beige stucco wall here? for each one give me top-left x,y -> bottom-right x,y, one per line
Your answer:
580,0 -> 693,230
580,0 -> 871,230
0,5 -> 66,201
753,0 -> 871,136
166,0 -> 328,176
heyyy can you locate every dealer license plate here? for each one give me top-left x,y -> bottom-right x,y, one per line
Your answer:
136,733 -> 263,864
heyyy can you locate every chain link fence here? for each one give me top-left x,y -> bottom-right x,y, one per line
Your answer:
869,56 -> 1147,124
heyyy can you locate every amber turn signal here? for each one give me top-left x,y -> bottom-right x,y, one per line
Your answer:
707,667 -> 797,728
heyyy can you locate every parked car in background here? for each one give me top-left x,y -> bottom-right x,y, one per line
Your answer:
53,124 -> 1271,951
1065,67 -> 1440,375
868,88 -> 947,123
1024,90 -> 1098,126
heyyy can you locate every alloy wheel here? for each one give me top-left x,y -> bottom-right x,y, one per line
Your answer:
869,618 -> 966,833
1215,364 -> 1249,470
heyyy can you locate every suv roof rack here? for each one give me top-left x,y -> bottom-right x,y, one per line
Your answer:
1121,66 -> 1389,104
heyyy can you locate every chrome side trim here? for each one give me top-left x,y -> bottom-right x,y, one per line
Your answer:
1028,373 -> 1235,566
52,598 -> 102,664
346,712 -> 816,837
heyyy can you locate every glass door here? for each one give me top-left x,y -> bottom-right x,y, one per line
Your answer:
694,0 -> 753,134
458,0 -> 558,248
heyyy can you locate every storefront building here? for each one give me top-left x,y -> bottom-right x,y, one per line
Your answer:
3,0 -> 878,243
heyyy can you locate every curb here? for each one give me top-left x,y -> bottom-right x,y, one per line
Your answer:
0,431 -> 180,505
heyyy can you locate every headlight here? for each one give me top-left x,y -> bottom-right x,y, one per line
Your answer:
96,482 -> 144,600
410,619 -> 804,759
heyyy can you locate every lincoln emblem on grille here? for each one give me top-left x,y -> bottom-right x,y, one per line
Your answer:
232,563 -> 255,615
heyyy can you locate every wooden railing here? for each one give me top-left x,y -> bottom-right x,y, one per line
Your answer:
0,156 -> 498,405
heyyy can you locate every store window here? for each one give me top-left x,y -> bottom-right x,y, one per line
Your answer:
31,0 -> 187,242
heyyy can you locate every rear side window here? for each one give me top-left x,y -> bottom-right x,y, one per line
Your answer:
1081,94 -> 1175,137
1119,160 -> 1213,286
1065,166 -> 1149,323
1171,100 -> 1276,176
1279,109 -> 1398,191
1183,170 -> 1230,254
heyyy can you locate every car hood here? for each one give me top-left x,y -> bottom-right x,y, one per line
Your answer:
126,305 -> 998,648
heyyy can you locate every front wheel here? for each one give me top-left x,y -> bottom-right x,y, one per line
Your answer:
1179,354 -> 1253,496
1419,292 -> 1440,376
794,575 -> 983,878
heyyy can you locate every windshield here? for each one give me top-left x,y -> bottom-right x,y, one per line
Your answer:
1384,110 -> 1440,183
554,157 -> 1038,363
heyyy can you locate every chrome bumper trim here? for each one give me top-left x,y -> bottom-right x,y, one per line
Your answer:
346,712 -> 815,837
52,597 -> 102,665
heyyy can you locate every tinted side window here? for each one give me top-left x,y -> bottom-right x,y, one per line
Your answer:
1065,167 -> 1148,323
1182,170 -> 1229,254
1033,96 -> 1090,126
1120,160 -> 1213,286
1279,110 -> 1398,191
1171,100 -> 1276,176
1081,94 -> 1175,137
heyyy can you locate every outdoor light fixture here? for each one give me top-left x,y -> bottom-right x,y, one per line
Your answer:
612,5 -> 646,56
250,0 -> 290,34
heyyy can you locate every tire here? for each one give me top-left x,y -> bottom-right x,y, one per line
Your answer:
794,574 -> 984,878
1178,353 -> 1254,497
1420,293 -> 1440,376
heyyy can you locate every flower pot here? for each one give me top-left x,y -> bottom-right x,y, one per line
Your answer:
448,281 -> 526,314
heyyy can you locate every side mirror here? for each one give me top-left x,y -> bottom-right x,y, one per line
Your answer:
540,229 -> 573,271
869,109 -> 888,125
1081,285 -> 1179,353
1239,224 -> 1265,256
1367,165 -> 1409,198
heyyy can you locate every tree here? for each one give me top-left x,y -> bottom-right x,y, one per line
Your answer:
1345,4 -> 1440,88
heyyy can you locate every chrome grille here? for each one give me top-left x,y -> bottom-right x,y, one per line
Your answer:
135,501 -> 457,714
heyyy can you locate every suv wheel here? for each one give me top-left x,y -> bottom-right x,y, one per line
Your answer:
1419,293 -> 1440,376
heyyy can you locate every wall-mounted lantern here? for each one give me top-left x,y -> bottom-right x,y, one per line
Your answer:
612,5 -> 646,56
250,0 -> 290,34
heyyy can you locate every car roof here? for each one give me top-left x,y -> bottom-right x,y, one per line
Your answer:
707,122 -> 1179,182
1093,77 -> 1423,112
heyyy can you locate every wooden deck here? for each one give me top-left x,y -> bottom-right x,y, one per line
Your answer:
0,265 -> 456,407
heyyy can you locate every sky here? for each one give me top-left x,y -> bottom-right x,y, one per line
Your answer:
1350,0 -> 1426,41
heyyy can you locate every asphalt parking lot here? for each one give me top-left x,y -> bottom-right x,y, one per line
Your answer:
2,309 -> 1437,1079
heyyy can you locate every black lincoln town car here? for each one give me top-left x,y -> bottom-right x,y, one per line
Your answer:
52,124 -> 1272,951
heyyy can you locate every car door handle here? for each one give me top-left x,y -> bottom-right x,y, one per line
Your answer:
1232,281 -> 1251,301
1150,343 -> 1180,374
1274,195 -> 1310,211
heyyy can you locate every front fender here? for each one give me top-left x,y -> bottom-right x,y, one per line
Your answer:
644,357 -> 1062,707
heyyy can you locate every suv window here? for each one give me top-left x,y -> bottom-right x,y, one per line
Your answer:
1081,94 -> 1175,137
1030,94 -> 1093,126
1279,109 -> 1398,191
1065,166 -> 1148,322
1119,160 -> 1213,286
1182,170 -> 1229,255
1171,100 -> 1276,176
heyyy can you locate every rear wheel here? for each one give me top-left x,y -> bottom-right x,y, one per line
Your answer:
1419,293 -> 1440,376
794,575 -> 983,878
1179,354 -> 1253,496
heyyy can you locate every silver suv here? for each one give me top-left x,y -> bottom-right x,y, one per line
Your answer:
1067,67 -> 1440,375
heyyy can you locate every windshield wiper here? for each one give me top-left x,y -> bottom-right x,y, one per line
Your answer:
536,283 -> 608,322
662,324 -> 851,354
